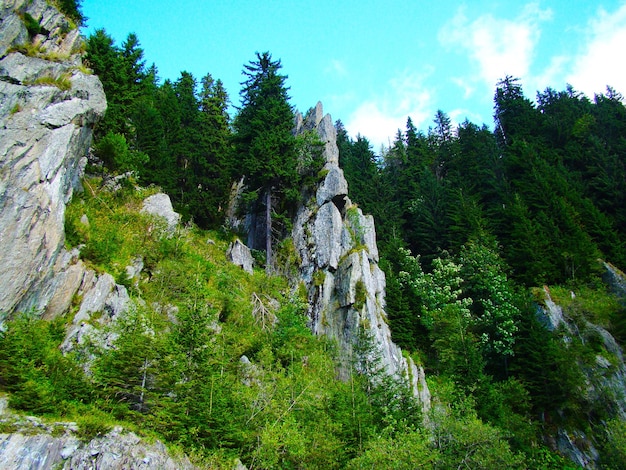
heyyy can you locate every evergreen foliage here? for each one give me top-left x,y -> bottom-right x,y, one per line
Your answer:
233,52 -> 298,261
85,30 -> 232,228
6,22 -> 626,467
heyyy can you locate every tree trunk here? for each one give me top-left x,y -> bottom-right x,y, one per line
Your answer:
265,187 -> 272,273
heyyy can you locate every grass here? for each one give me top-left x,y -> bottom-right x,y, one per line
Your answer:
549,284 -> 622,328
28,73 -> 72,91
9,42 -> 71,63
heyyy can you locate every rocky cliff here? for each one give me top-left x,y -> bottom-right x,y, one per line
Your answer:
0,3 -> 196,467
0,0 -> 106,320
292,103 -> 430,408
536,269 -> 626,468
0,396 -> 196,470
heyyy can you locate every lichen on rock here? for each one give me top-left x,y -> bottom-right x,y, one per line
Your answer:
292,102 -> 430,410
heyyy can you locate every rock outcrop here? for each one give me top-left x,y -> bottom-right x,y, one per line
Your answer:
0,0 -> 106,320
536,281 -> 626,468
227,238 -> 254,274
0,397 -> 196,470
292,102 -> 430,409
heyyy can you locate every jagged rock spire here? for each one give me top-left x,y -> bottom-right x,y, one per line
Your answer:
293,102 -> 430,409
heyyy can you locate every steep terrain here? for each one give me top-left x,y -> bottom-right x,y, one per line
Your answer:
0,3 -> 197,468
0,0 -> 106,319
2,2 -> 626,468
292,103 -> 430,407
535,270 -> 626,468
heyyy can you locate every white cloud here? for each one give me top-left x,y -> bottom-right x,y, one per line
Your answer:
344,69 -> 434,151
325,59 -> 348,79
529,55 -> 569,93
439,3 -> 552,93
566,4 -> 626,98
451,77 -> 475,100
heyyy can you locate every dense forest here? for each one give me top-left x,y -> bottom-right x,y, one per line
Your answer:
3,16 -> 626,468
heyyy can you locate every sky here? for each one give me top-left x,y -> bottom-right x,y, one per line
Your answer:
81,0 -> 626,151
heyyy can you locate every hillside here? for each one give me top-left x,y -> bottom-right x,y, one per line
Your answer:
1,1 -> 626,469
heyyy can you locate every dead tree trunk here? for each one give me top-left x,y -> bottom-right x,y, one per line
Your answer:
265,187 -> 272,274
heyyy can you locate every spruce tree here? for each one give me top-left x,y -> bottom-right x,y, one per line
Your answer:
233,52 -> 297,271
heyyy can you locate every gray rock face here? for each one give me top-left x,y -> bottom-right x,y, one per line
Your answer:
603,261 -> 626,305
0,429 -> 195,470
61,271 -> 131,353
0,396 -> 196,469
1,0 -> 83,59
141,193 -> 181,234
0,0 -> 106,319
537,285 -> 626,467
293,102 -> 430,410
535,286 -> 571,332
67,427 -> 196,470
227,238 -> 254,274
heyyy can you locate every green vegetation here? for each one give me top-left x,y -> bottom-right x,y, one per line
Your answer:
5,20 -> 624,466
51,0 -> 85,26
21,12 -> 42,37
85,30 -> 232,229
29,73 -> 72,91
4,179 -> 577,467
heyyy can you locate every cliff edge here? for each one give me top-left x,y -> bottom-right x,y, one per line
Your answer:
0,0 -> 106,319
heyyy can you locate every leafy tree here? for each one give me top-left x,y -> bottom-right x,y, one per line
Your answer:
458,240 -> 521,373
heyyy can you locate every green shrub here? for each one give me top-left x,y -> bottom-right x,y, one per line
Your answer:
354,279 -> 367,310
0,314 -> 92,414
52,0 -> 85,26
75,412 -> 113,442
22,12 -> 42,36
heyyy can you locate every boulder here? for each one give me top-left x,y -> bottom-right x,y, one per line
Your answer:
227,239 -> 254,274
141,193 -> 181,234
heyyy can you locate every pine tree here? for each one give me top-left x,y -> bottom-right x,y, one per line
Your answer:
233,52 -> 297,271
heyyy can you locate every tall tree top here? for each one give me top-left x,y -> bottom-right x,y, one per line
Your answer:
239,52 -> 290,109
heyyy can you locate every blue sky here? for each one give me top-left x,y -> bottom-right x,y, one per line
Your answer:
81,0 -> 626,151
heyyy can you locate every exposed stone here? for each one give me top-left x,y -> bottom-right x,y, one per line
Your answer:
313,202 -> 343,270
316,165 -> 349,206
603,261 -> 626,305
44,260 -> 86,319
317,113 -> 340,165
227,238 -> 254,274
125,256 -> 144,283
0,0 -> 106,319
141,193 -> 181,234
536,286 -> 571,332
302,101 -> 324,131
556,429 -> 600,469
537,285 -> 626,466
0,0 -> 83,59
292,102 -> 430,410
0,430 -> 196,470
73,273 -> 116,323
